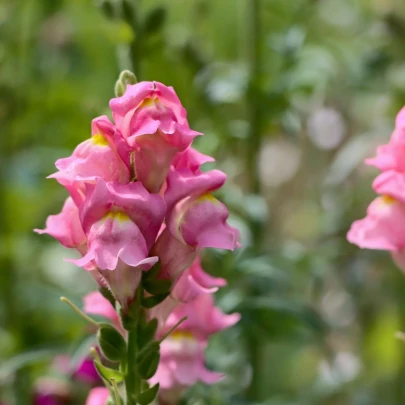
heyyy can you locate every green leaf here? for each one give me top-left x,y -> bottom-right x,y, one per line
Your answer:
138,345 -> 160,379
142,278 -> 171,295
137,383 -> 160,405
137,341 -> 160,363
97,323 -> 127,361
94,361 -> 125,383
141,293 -> 169,309
138,318 -> 158,349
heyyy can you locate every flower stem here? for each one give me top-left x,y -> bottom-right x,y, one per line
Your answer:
245,0 -> 265,402
126,328 -> 139,405
125,288 -> 143,405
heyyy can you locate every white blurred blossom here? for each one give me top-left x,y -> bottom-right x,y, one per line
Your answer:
307,107 -> 346,150
258,139 -> 301,188
319,351 -> 362,387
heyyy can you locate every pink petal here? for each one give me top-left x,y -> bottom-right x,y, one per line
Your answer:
347,196 -> 405,251
34,197 -> 86,248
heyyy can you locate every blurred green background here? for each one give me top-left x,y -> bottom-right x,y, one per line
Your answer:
2,0 -> 405,404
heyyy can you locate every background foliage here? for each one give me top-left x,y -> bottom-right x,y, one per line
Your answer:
2,0 -> 405,404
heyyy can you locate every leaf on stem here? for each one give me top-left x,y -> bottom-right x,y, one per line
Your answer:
94,361 -> 125,383
97,323 -> 127,361
137,383 -> 160,405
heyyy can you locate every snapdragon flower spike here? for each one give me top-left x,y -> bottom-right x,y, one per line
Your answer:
150,294 -> 240,401
366,106 -> 405,172
70,179 -> 166,310
34,197 -> 86,253
85,387 -> 110,405
49,116 -> 130,206
110,81 -> 202,193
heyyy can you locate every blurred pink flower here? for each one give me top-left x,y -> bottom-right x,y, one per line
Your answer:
150,293 -> 239,402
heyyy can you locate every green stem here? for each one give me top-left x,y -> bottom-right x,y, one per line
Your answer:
125,287 -> 144,405
245,0 -> 264,402
246,0 -> 262,199
126,327 -> 140,405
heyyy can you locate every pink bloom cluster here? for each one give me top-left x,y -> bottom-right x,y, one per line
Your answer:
347,107 -> 405,270
36,80 -> 240,404
36,81 -> 239,312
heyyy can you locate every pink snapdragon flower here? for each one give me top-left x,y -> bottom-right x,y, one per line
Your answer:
154,169 -> 239,280
49,116 -> 130,206
110,82 -> 201,193
85,387 -> 110,405
150,294 -> 240,402
70,179 -> 166,310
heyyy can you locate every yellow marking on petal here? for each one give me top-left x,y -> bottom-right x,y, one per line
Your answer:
196,193 -> 218,203
139,98 -> 155,108
170,330 -> 194,340
381,195 -> 397,205
92,133 -> 110,147
103,211 -> 130,222
114,211 -> 130,222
